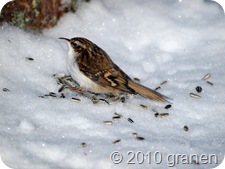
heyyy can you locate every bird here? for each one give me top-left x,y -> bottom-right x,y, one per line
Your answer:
59,37 -> 170,102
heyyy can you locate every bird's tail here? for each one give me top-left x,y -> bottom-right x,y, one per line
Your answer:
127,80 -> 170,102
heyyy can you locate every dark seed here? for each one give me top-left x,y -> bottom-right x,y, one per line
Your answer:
140,104 -> 148,109
154,113 -> 159,117
155,86 -> 161,90
60,93 -> 66,98
112,116 -> 121,120
113,139 -> 121,144
25,57 -> 34,61
3,88 -> 10,92
164,104 -> 172,109
120,96 -> 126,103
99,98 -> 109,105
160,80 -> 168,86
133,77 -> 140,83
81,142 -> 87,147
58,85 -> 66,92
49,92 -> 57,97
136,136 -> 145,140
206,81 -> 213,86
195,86 -> 202,93
114,112 -> 123,117
38,95 -> 45,98
71,97 -> 81,102
183,125 -> 189,131
128,118 -> 134,123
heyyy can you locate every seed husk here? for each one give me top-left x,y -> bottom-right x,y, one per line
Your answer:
58,85 -> 66,92
183,125 -> 189,131
159,113 -> 169,118
160,80 -> 168,86
3,88 -> 10,92
120,96 -> 126,103
136,136 -> 145,140
53,73 -> 66,78
128,118 -> 134,123
81,142 -> 87,147
103,121 -> 113,125
190,93 -> 201,99
202,73 -> 211,81
113,139 -> 121,144
114,112 -> 123,117
25,57 -> 34,61
132,133 -> 138,138
206,81 -> 213,86
112,116 -> 121,120
164,104 -> 172,109
195,86 -> 202,93
49,92 -> 57,97
71,97 -> 81,102
140,104 -> 148,109
133,77 -> 140,83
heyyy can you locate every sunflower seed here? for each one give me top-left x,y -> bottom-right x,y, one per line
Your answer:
128,118 -> 134,123
60,93 -> 66,98
164,104 -> 172,109
154,113 -> 159,117
80,142 -> 87,147
132,133 -> 138,138
112,116 -> 121,120
3,88 -> 10,92
190,93 -> 201,99
136,136 -> 145,140
25,57 -> 34,61
99,98 -> 109,105
195,86 -> 202,93
202,73 -> 211,80
113,139 -> 121,144
183,125 -> 189,131
114,112 -> 123,117
49,92 -> 57,97
58,85 -> 66,92
155,86 -> 161,90
140,104 -> 148,109
103,121 -> 113,125
159,113 -> 169,118
206,81 -> 213,86
53,73 -> 66,78
160,80 -> 168,86
71,97 -> 81,102
133,77 -> 140,83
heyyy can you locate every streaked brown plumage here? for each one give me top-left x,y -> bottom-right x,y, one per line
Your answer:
59,37 -> 169,102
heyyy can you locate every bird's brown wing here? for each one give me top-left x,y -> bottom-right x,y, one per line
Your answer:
76,48 -> 135,93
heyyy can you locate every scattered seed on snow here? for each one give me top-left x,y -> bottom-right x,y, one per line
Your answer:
132,133 -> 138,138
60,93 -> 66,98
202,73 -> 211,81
133,77 -> 140,83
53,73 -> 66,78
112,116 -> 121,120
25,57 -> 34,61
114,112 -> 123,117
164,104 -> 172,109
155,86 -> 161,90
206,81 -> 214,86
160,80 -> 168,86
128,118 -> 134,123
103,121 -> 113,125
140,104 -> 148,109
195,86 -> 202,93
190,93 -> 201,99
159,113 -> 169,118
80,142 -> 87,147
58,85 -> 66,92
3,88 -> 10,92
113,139 -> 121,144
49,92 -> 57,97
154,113 -> 159,117
136,136 -> 145,140
71,97 -> 81,102
183,125 -> 189,131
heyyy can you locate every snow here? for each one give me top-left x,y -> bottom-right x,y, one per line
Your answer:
0,0 -> 225,169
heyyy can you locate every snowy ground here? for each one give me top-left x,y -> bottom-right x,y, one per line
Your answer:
0,0 -> 225,169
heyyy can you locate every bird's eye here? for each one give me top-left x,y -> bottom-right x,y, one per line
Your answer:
71,42 -> 77,46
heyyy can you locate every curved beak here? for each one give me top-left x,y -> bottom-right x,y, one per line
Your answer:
59,37 -> 70,41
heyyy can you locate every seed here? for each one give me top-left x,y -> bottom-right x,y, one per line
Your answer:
80,142 -> 87,147
114,112 -> 123,117
155,86 -> 161,90
103,121 -> 113,125
154,113 -> 159,117
53,73 -> 66,78
25,57 -> 34,61
38,95 -> 45,98
112,116 -> 121,120
3,88 -> 10,92
133,77 -> 140,83
58,85 -> 66,92
183,125 -> 189,131
164,104 -> 172,109
99,98 -> 109,105
113,139 -> 121,144
71,97 -> 81,102
128,118 -> 134,123
190,93 -> 201,99
120,96 -> 126,103
49,92 -> 57,97
159,113 -> 169,118
60,93 -> 66,98
160,80 -> 168,86
202,73 -> 211,80
195,86 -> 202,93
136,136 -> 145,140
132,133 -> 138,138
140,104 -> 148,109
206,81 -> 213,86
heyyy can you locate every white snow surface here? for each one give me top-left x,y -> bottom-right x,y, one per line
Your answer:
0,0 -> 225,169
